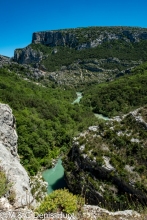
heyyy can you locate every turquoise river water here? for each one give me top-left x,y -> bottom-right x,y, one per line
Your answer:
72,92 -> 83,104
42,92 -> 109,194
42,159 -> 67,194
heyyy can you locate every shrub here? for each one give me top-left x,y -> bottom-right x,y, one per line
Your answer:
0,168 -> 7,197
36,189 -> 84,214
8,189 -> 16,204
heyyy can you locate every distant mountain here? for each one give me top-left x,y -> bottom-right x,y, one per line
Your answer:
13,26 -> 147,86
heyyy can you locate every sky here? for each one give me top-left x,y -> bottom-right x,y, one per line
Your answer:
0,0 -> 147,57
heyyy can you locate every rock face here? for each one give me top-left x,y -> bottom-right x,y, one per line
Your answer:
14,46 -> 43,65
0,55 -> 11,67
0,104 -> 34,208
63,107 -> 147,210
13,56 -> 141,87
32,31 -> 77,47
32,27 -> 147,48
0,104 -> 18,157
82,205 -> 140,219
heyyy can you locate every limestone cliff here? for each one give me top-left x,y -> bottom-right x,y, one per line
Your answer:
0,55 -> 11,67
32,27 -> 147,48
14,46 -> 43,65
0,104 -> 34,208
32,30 -> 77,47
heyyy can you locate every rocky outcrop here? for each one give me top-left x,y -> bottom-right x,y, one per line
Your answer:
14,46 -> 43,64
45,58 -> 141,86
13,45 -> 142,86
64,142 -> 147,207
22,64 -> 46,80
0,104 -> 34,208
0,55 -> 11,67
32,31 -> 78,47
0,104 -> 18,157
81,205 -> 140,219
63,108 -> 147,210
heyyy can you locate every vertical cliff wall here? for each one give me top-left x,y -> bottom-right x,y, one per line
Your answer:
0,103 -> 34,208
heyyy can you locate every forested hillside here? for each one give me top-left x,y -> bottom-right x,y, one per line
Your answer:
0,67 -> 96,175
81,62 -> 147,117
30,39 -> 147,72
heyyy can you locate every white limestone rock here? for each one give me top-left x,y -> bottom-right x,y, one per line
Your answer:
0,103 -> 35,208
0,104 -> 18,157
82,204 -> 140,219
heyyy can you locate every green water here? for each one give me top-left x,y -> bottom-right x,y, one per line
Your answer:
72,92 -> 109,120
94,113 -> 109,120
43,93 -> 109,194
72,92 -> 83,104
42,159 -> 67,194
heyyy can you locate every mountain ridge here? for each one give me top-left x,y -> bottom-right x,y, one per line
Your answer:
12,26 -> 147,87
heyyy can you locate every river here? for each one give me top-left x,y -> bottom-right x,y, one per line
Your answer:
72,92 -> 83,104
72,92 -> 109,120
42,159 -> 67,194
42,92 -> 109,194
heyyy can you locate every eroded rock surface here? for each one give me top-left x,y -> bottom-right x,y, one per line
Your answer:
63,107 -> 147,209
14,46 -> 43,65
0,55 -> 11,67
32,27 -> 147,48
0,103 -> 34,208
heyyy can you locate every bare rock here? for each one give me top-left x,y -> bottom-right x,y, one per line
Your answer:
0,104 -> 18,157
0,103 -> 35,209
82,205 -> 140,219
14,46 -> 43,65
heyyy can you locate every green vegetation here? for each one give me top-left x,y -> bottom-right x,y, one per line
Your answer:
8,189 -> 16,205
36,189 -> 84,214
0,167 -> 15,203
0,67 -> 96,175
0,168 -> 8,197
79,114 -> 147,180
82,62 -> 147,117
1,26 -> 147,212
30,39 -> 147,72
64,104 -> 147,210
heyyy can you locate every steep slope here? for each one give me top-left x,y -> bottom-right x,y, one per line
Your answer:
13,26 -> 147,86
0,55 -> 11,67
81,62 -> 147,117
0,66 -> 96,175
63,106 -> 147,211
0,103 -> 34,208
62,62 -> 147,211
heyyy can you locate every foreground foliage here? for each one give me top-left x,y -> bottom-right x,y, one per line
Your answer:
36,189 -> 84,214
0,168 -> 7,197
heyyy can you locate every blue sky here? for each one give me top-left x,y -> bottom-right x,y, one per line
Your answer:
0,0 -> 147,57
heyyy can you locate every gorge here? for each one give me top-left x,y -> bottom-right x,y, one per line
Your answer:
1,26 -> 147,219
